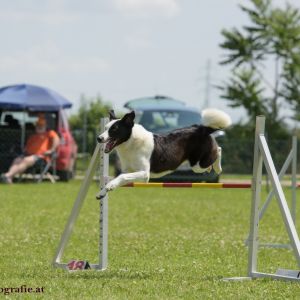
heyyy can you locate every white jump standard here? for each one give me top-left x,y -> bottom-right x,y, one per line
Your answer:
53,116 -> 300,281
226,116 -> 300,281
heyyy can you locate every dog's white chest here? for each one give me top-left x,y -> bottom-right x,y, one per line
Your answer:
116,125 -> 154,172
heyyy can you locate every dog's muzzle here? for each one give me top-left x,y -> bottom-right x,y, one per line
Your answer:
97,134 -> 118,153
97,136 -> 105,143
103,138 -> 118,153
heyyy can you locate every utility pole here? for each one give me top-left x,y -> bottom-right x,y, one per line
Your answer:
203,59 -> 211,109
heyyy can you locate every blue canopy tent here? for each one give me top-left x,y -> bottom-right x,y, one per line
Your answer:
0,83 -> 73,148
0,84 -> 72,111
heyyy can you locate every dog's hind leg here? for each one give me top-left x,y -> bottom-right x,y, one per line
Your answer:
191,145 -> 221,174
212,147 -> 222,174
191,164 -> 212,173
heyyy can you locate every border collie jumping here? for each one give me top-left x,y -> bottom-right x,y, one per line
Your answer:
96,109 -> 231,199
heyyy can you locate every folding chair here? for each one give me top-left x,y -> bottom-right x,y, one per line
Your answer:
36,152 -> 57,183
20,152 -> 57,183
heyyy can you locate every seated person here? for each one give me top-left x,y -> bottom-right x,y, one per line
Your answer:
1,117 -> 60,183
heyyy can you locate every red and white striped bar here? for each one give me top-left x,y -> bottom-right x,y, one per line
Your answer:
123,182 -> 252,188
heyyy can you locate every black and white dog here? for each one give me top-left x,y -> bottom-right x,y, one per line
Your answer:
96,109 -> 231,199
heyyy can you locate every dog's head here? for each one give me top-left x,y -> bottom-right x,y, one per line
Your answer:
97,110 -> 135,153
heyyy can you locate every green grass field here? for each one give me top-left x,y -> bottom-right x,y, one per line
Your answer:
0,180 -> 300,299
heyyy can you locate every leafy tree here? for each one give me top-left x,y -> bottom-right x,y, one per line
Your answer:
219,0 -> 300,134
69,95 -> 112,153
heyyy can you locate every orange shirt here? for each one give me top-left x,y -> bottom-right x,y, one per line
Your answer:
25,130 -> 59,161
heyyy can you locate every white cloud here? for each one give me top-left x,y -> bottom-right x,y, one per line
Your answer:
0,1 -> 115,25
0,42 -> 110,74
114,0 -> 180,18
0,0 -> 181,24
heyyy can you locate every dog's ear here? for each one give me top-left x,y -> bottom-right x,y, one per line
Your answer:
121,111 -> 135,127
109,110 -> 117,121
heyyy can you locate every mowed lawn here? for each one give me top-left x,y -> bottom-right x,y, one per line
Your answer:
0,180 -> 300,299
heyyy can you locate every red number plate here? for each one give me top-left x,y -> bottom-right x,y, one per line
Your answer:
67,260 -> 91,271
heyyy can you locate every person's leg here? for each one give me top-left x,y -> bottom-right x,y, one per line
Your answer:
4,155 -> 37,182
2,156 -> 23,183
10,156 -> 24,166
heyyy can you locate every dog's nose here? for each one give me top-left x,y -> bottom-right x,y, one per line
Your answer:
97,136 -> 104,143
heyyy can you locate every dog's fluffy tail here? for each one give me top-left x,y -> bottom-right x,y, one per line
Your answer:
201,108 -> 232,131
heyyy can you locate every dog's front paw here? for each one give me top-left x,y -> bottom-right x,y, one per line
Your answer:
96,188 -> 107,200
105,181 -> 118,191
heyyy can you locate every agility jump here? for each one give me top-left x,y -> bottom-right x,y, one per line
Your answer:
53,116 -> 300,281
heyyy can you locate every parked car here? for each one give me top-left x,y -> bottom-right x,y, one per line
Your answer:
114,95 -> 221,182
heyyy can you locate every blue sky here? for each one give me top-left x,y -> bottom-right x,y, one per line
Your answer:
0,0 -> 299,122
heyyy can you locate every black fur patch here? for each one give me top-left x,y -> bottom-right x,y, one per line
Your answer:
108,119 -> 132,146
104,111 -> 136,153
150,125 -> 219,173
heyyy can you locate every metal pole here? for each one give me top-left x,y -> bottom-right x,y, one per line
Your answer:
53,143 -> 101,265
248,116 -> 265,277
99,118 -> 109,270
291,136 -> 297,224
203,59 -> 211,109
257,150 -> 293,223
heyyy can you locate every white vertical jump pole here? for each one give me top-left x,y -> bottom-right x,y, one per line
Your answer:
53,118 -> 108,270
291,136 -> 297,224
98,118 -> 109,270
247,115 -> 264,276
